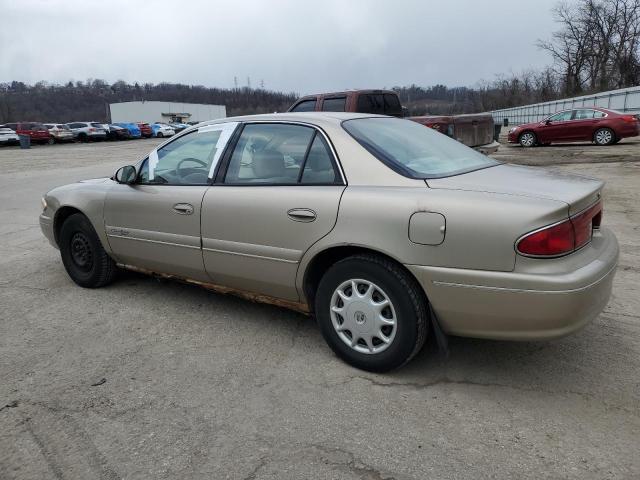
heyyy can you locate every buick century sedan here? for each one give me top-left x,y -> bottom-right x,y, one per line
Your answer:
40,113 -> 619,371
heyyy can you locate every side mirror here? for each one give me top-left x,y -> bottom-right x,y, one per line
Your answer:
114,165 -> 137,184
544,119 -> 552,125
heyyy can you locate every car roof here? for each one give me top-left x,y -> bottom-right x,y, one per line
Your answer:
197,111 -> 388,129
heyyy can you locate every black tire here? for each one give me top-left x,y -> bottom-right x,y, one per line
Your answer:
315,253 -> 429,372
157,132 -> 163,138
594,128 -> 615,146
518,131 -> 537,147
59,213 -> 117,288
47,137 -> 55,145
78,133 -> 88,143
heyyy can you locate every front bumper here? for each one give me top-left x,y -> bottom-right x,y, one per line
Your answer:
408,228 -> 619,340
39,213 -> 56,248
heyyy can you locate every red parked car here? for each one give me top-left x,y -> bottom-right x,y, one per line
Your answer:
136,122 -> 153,138
2,122 -> 52,145
508,107 -> 640,147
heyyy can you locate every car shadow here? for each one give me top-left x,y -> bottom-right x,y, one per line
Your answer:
116,269 -> 631,405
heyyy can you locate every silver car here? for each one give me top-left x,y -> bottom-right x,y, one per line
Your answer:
39,113 -> 618,371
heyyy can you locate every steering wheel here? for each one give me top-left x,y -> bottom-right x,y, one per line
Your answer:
176,157 -> 207,179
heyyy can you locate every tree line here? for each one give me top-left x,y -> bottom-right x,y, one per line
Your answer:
1,0 -> 638,122
0,80 -> 298,123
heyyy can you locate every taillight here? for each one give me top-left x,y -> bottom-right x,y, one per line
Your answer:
517,201 -> 603,257
89,128 -> 96,132
620,115 -> 638,123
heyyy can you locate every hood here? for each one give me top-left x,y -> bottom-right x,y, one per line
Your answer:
79,177 -> 110,184
427,164 -> 603,215
511,121 -> 540,130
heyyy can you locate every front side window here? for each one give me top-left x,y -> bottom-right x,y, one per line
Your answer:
224,123 -> 338,185
343,117 -> 497,179
138,122 -> 238,185
321,97 -> 346,112
290,99 -> 317,112
549,111 -> 572,122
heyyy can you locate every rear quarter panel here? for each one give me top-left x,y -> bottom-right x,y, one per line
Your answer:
297,185 -> 568,295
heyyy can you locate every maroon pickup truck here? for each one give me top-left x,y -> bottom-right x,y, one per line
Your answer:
287,90 -> 499,154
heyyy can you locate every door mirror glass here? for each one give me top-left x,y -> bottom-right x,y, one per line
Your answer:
115,165 -> 137,184
545,119 -> 552,125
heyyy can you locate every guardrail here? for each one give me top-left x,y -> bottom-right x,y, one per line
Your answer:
490,85 -> 640,126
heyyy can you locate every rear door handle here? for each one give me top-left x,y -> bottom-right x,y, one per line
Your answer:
287,208 -> 316,222
173,203 -> 194,215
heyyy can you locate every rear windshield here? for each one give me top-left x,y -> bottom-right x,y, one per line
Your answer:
342,117 -> 498,179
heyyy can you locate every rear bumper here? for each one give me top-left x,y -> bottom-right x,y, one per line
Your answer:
407,228 -> 618,340
473,140 -> 500,154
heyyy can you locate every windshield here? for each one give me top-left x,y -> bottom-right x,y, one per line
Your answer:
342,117 -> 498,179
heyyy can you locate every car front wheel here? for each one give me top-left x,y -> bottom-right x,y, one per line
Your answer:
315,254 -> 429,372
59,213 -> 117,288
519,131 -> 537,147
594,128 -> 615,146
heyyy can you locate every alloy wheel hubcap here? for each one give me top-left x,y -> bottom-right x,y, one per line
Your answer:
330,279 -> 397,354
596,130 -> 612,144
70,232 -> 93,271
520,133 -> 534,146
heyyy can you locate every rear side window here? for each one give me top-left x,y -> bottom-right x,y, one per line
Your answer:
321,97 -> 346,112
573,109 -> 595,120
301,135 -> 337,184
290,99 -> 317,112
224,123 -> 339,185
357,94 -> 385,114
593,111 -> 606,118
383,94 -> 402,116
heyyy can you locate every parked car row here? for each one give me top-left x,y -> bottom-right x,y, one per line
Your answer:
0,120 -> 187,146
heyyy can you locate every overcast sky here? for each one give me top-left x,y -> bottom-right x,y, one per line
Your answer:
0,0 -> 560,94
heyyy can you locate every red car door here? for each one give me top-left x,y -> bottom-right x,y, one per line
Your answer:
539,110 -> 573,143
566,109 -> 598,141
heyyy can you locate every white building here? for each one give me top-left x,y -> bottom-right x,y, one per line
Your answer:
109,101 -> 226,124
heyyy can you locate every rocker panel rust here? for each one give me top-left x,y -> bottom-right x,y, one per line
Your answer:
118,263 -> 310,314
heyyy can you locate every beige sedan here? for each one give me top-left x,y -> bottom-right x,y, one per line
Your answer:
39,113 -> 618,371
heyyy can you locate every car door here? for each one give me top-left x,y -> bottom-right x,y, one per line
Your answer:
201,122 -> 346,301
565,109 -> 598,140
539,110 -> 573,143
103,122 -> 239,281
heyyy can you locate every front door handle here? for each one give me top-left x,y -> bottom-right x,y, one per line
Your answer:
173,203 -> 194,215
287,208 -> 316,222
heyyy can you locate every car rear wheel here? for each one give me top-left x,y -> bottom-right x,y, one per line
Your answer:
48,138 -> 55,145
519,131 -> 537,147
157,132 -> 164,138
594,128 -> 615,146
59,213 -> 117,288
315,254 -> 429,372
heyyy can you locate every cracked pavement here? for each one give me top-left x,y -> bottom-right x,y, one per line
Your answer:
1,139 -> 639,479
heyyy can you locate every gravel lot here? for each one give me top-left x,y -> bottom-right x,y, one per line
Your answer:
1,137 -> 639,479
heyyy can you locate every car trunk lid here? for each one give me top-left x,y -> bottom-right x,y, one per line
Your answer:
427,164 -> 603,216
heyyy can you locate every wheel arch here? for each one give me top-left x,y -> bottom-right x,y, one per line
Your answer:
301,244 -> 428,314
53,205 -> 87,247
518,130 -> 537,145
